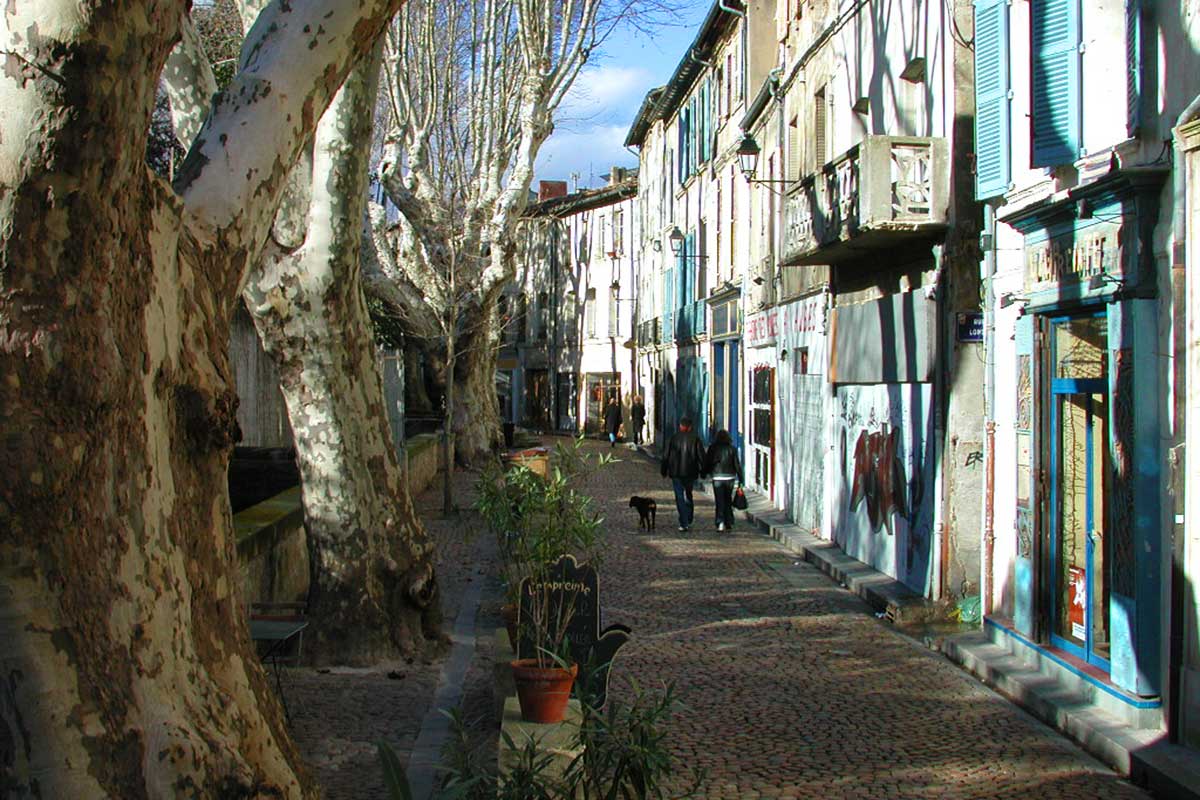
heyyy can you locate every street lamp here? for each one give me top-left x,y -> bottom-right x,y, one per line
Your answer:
737,133 -> 791,188
668,226 -> 685,256
668,226 -> 711,259
737,133 -> 761,180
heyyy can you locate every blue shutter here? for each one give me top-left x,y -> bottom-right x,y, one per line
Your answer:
677,115 -> 686,184
686,232 -> 696,304
974,0 -> 1011,199
1031,0 -> 1081,167
1126,0 -> 1142,136
691,97 -> 700,176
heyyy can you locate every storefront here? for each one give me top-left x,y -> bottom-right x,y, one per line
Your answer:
584,372 -> 621,436
745,308 -> 777,502
777,292 -> 830,536
707,288 -> 742,451
993,170 -> 1168,711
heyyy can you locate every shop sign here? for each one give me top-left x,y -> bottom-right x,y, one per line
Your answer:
745,309 -> 777,348
1024,223 -> 1123,292
780,294 -> 825,343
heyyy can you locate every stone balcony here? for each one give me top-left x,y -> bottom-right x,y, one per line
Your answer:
782,135 -> 949,266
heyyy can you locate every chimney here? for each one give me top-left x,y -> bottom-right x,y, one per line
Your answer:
609,166 -> 627,185
538,180 -> 568,201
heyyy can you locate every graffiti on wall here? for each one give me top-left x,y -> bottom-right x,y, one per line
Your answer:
836,385 -> 934,593
849,425 -> 908,536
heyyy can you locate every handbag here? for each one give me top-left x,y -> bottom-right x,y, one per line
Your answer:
732,486 -> 748,510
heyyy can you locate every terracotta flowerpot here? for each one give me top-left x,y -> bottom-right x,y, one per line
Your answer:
500,603 -> 519,652
510,659 -> 578,723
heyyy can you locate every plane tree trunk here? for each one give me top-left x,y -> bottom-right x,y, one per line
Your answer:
0,0 -> 402,794
243,50 -> 440,666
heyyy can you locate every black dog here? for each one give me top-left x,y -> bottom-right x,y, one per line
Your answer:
629,496 -> 657,530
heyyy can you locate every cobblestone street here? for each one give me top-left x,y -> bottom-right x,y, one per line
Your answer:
574,441 -> 1150,800
288,439 -> 1153,798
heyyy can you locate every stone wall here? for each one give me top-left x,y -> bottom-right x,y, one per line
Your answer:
403,433 -> 443,498
235,486 -> 309,606
233,436 -> 445,606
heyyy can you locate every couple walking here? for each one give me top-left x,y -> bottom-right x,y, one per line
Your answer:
659,417 -> 743,532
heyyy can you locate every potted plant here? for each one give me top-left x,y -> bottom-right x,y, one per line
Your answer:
477,437 -> 612,723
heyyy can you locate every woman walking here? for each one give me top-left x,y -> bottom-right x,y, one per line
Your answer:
704,429 -> 743,533
604,395 -> 623,447
630,395 -> 646,445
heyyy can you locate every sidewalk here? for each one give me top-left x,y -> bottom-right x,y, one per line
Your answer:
729,462 -> 1200,800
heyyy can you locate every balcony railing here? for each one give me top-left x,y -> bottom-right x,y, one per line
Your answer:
783,135 -> 949,265
675,300 -> 707,341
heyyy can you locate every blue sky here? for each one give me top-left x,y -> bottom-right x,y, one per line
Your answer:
534,4 -> 712,189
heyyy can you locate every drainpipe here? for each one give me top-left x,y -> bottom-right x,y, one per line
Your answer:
1167,91 -> 1200,742
982,202 -> 998,618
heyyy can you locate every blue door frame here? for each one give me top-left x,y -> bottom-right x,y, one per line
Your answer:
1047,311 -> 1110,672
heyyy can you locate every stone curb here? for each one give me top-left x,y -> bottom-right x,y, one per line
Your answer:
736,491 -> 941,624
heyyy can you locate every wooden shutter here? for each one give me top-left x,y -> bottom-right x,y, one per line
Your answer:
1031,0 -> 1081,167
1126,0 -> 1142,136
974,0 -> 1011,199
814,86 -> 827,169
788,115 -> 801,183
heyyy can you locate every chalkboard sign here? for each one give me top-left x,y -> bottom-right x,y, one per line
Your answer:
517,555 -> 630,708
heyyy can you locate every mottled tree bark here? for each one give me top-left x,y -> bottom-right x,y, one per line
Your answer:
243,49 -> 440,665
0,0 -> 403,795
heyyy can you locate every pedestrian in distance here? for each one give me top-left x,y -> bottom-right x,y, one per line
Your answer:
630,395 -> 646,445
604,394 -> 623,447
704,429 -> 743,533
660,416 -> 705,531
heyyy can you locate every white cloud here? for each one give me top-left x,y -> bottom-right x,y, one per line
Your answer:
535,124 -> 639,188
564,64 -> 655,113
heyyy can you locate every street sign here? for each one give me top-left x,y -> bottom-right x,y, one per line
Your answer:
956,312 -> 984,343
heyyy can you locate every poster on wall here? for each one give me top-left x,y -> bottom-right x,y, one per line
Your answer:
1068,565 -> 1087,641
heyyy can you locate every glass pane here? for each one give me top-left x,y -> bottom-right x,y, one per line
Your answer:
1091,392 -> 1110,662
753,368 -> 772,403
1056,394 -> 1090,646
1054,316 -> 1107,380
1016,432 -> 1032,508
753,409 -> 772,446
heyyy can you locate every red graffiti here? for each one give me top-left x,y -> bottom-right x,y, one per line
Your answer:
849,426 -> 908,536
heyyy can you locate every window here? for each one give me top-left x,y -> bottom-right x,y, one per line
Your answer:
577,220 -> 589,263
974,0 -> 1011,197
517,295 -> 528,343
608,285 -> 619,336
1031,0 -> 1081,167
585,287 -> 597,338
729,166 -> 737,268
725,54 -> 733,117
788,115 -> 801,182
536,291 -> 548,340
613,209 -> 624,255
813,85 -> 828,169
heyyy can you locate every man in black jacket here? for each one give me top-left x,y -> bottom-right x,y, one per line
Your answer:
660,416 -> 706,531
